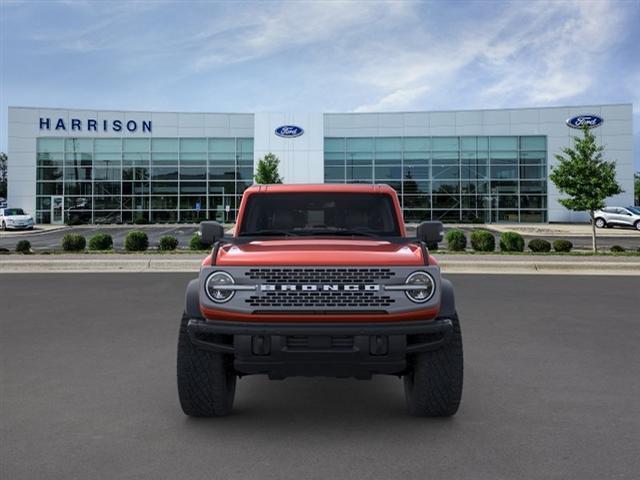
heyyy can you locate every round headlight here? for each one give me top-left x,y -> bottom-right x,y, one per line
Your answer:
405,271 -> 435,303
205,271 -> 235,303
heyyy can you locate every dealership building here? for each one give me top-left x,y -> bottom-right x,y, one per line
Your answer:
6,104 -> 634,224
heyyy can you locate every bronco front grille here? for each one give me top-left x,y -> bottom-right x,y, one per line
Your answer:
244,267 -> 397,309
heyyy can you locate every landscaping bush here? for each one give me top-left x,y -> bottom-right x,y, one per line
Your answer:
134,216 -> 149,225
62,234 -> 86,252
88,233 -> 113,251
445,230 -> 467,251
610,245 -> 625,253
500,231 -> 524,252
553,239 -> 573,253
15,240 -> 31,254
125,230 -> 149,252
0,247 -> 11,255
189,234 -> 207,251
159,235 -> 179,251
528,238 -> 551,253
470,229 -> 495,252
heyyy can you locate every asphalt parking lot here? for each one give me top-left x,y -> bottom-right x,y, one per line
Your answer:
2,273 -> 639,479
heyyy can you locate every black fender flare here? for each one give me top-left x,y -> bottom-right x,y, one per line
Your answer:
185,278 -> 204,319
438,278 -> 456,318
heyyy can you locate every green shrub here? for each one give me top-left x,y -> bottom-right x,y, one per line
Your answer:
470,229 -> 495,252
62,234 -> 86,252
553,239 -> 573,253
134,216 -> 149,225
500,231 -> 525,252
528,238 -> 551,253
125,231 -> 149,252
15,240 -> 31,254
159,235 -> 179,251
88,233 -> 113,251
445,230 -> 467,251
610,245 -> 625,253
0,247 -> 11,255
189,234 -> 207,251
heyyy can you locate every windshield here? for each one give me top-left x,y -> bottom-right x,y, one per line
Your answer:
626,206 -> 640,215
238,193 -> 401,237
4,208 -> 25,216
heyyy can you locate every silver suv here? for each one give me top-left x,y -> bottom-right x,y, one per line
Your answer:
594,206 -> 640,230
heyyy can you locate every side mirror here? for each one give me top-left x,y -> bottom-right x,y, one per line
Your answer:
199,221 -> 225,246
416,221 -> 444,244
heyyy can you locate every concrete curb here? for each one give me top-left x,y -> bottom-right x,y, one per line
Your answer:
1,257 -> 638,275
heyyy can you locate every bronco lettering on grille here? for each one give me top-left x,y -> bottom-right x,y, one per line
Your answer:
260,284 -> 381,292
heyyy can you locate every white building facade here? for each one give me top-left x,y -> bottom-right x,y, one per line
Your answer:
6,104 -> 634,224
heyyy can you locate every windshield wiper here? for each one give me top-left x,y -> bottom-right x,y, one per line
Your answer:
240,230 -> 298,237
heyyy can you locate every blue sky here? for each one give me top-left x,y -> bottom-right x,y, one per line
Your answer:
1,0 -> 639,168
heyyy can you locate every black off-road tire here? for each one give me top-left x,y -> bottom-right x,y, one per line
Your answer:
177,313 -> 236,417
403,312 -> 463,417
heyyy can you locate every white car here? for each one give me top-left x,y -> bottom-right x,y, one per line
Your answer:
0,208 -> 35,230
593,206 -> 640,230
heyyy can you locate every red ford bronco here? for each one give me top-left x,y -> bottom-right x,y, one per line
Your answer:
178,184 -> 463,417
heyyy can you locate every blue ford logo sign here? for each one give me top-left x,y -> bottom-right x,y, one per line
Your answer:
566,114 -> 603,129
275,125 -> 304,138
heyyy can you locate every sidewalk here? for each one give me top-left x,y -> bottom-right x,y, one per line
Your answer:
1,253 -> 638,275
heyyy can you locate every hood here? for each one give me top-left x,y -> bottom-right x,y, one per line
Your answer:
211,238 -> 428,266
5,215 -> 32,221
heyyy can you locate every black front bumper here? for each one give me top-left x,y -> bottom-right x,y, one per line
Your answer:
187,318 -> 453,379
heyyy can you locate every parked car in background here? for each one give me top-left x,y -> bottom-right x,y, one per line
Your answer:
0,208 -> 35,230
593,206 -> 640,230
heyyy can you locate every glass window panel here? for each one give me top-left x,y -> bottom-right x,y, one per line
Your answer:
236,180 -> 253,192
123,168 -> 133,180
180,167 -> 207,180
497,195 -> 519,208
180,138 -> 207,153
520,195 -> 546,209
375,166 -> 401,179
208,181 -> 235,194
37,182 -> 64,195
432,180 -> 460,194
94,153 -> 121,166
324,138 -> 345,152
403,196 -> 430,208
325,166 -> 345,181
36,211 -> 51,224
462,209 -> 489,223
93,168 -> 121,181
64,167 -> 92,181
461,181 -> 489,194
151,153 -> 178,165
381,181 -> 401,192
520,181 -> 546,193
477,137 -> 489,150
520,165 -> 545,179
37,167 -> 63,181
65,138 -> 93,152
432,137 -> 459,151
403,166 -> 429,179
65,152 -> 93,166
36,197 -> 52,210
460,152 -> 476,163
490,151 -> 518,164
64,182 -> 91,195
236,167 -> 253,181
94,139 -> 121,153
346,166 -> 372,181
403,152 -> 429,165
236,138 -> 254,153
432,152 -> 459,163
208,153 -> 235,165
403,137 -> 430,152
519,151 -> 546,164
460,137 -> 477,151
37,152 -> 64,166
461,165 -> 488,179
325,152 -> 345,166
209,138 -> 235,153
151,211 -> 178,223
151,182 -> 178,194
496,210 -> 519,222
491,165 -> 518,179
403,210 -> 431,223
65,197 -> 92,210
151,167 -> 178,180
123,138 -> 149,152
520,136 -> 546,150
520,210 -> 546,222
432,165 -> 459,179
151,138 -> 179,152
37,138 -> 64,153
374,152 -> 401,164
123,182 -> 150,195
403,180 -> 429,195
151,196 -> 178,209
94,196 -> 121,209
93,211 -> 121,224
122,153 -> 149,166
93,182 -> 121,195
180,153 -> 207,164
180,182 -> 207,194
490,136 -> 518,150
346,152 -> 372,165
179,196 -> 208,209
491,181 -> 518,193
375,137 -> 402,152
122,196 -> 149,210
346,138 -> 373,152
433,210 -> 461,222
209,167 -> 236,181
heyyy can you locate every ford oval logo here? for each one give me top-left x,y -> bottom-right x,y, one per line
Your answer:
566,114 -> 603,129
275,125 -> 304,138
